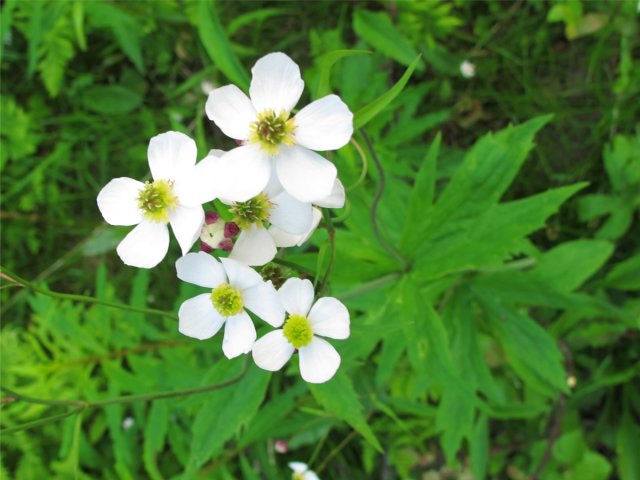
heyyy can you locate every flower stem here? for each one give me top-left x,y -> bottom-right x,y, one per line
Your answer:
1,361 -> 249,433
317,209 -> 336,295
0,266 -> 177,320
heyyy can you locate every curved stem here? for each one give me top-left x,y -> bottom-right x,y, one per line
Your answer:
317,209 -> 336,295
0,266 -> 177,321
345,137 -> 369,192
1,362 -> 249,433
359,131 -> 409,270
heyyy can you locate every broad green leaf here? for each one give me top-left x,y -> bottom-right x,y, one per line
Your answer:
565,451 -> 612,480
553,430 -> 586,465
309,370 -> 382,452
353,55 -> 421,129
227,8 -> 289,37
400,133 -> 441,251
616,407 -> 640,480
470,414 -> 489,480
437,388 -> 475,464
143,400 -> 168,480
412,183 -> 587,282
603,253 -> 640,291
194,1 -> 250,91
82,85 -> 143,115
186,366 -> 270,473
314,49 -> 370,99
481,298 -> 567,397
407,115 -> 553,254
353,9 -> 419,68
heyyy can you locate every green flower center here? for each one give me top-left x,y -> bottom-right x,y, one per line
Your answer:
210,283 -> 243,317
137,180 -> 177,223
282,314 -> 313,349
292,474 -> 305,480
249,109 -> 295,154
230,193 -> 272,230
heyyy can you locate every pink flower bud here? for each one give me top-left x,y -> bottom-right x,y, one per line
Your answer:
274,439 -> 288,454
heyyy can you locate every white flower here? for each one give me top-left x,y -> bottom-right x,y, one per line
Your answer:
252,278 -> 349,383
206,52 -> 353,203
460,59 -> 475,79
289,462 -> 320,480
269,180 -> 345,249
176,252 -> 284,359
97,131 -> 215,268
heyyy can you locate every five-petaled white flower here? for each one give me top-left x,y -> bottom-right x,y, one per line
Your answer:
289,462 -> 320,480
97,131 -> 214,268
206,52 -> 353,203
176,252 -> 284,359
252,278 -> 349,383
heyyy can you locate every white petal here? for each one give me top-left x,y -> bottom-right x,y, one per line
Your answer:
116,220 -> 169,268
294,95 -> 353,151
299,337 -> 341,384
243,281 -> 285,327
173,153 -> 222,207
252,330 -> 294,372
214,145 -> 272,202
205,85 -> 256,140
148,131 -> 197,181
275,146 -> 336,202
270,190 -> 313,235
97,177 -> 144,226
220,257 -> 263,291
289,462 -> 308,473
176,251 -> 226,288
269,207 -> 321,248
169,205 -> 204,255
308,297 -> 350,339
222,311 -> 256,359
278,277 -> 314,317
229,227 -> 277,267
178,293 -> 224,340
315,179 -> 345,209
250,52 -> 304,113
304,471 -> 320,480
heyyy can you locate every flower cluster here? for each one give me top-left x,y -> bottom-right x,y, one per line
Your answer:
97,52 -> 352,383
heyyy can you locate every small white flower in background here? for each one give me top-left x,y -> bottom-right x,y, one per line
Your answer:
252,278 -> 349,383
460,59 -> 476,79
176,252 -> 284,358
289,461 -> 320,480
274,439 -> 288,454
206,52 -> 353,203
97,131 -> 216,268
122,417 -> 135,430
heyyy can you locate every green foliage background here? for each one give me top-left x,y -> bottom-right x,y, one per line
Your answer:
1,1 -> 639,479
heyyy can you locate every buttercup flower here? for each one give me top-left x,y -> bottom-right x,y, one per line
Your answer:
176,252 -> 284,359
289,462 -> 320,480
252,278 -> 349,383
206,52 -> 353,203
97,131 -> 214,268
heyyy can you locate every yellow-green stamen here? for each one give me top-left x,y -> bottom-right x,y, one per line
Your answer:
210,283 -> 243,317
249,109 -> 295,154
230,193 -> 272,229
283,314 -> 313,349
137,179 -> 177,223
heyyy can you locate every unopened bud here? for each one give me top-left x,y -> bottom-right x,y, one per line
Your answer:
274,439 -> 288,454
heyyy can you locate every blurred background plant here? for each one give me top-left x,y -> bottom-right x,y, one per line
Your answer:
1,1 -> 638,479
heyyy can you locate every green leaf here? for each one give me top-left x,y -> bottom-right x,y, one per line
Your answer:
523,240 -> 614,292
354,54 -> 421,129
82,85 -> 143,115
604,254 -> 640,291
470,414 -> 489,480
143,400 -> 168,480
309,370 -> 382,452
186,365 -> 270,473
315,49 -> 370,99
412,183 -> 587,282
481,298 -> 567,397
353,9 -> 419,67
401,133 -> 441,251
553,430 -> 586,465
616,407 -> 640,480
194,1 -> 250,91
565,451 -> 612,480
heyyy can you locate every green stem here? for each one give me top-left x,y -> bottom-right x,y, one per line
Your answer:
271,258 -> 315,280
317,209 -> 336,295
337,272 -> 402,301
359,131 -> 410,270
0,266 -> 177,320
345,137 -> 369,192
1,362 -> 249,434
